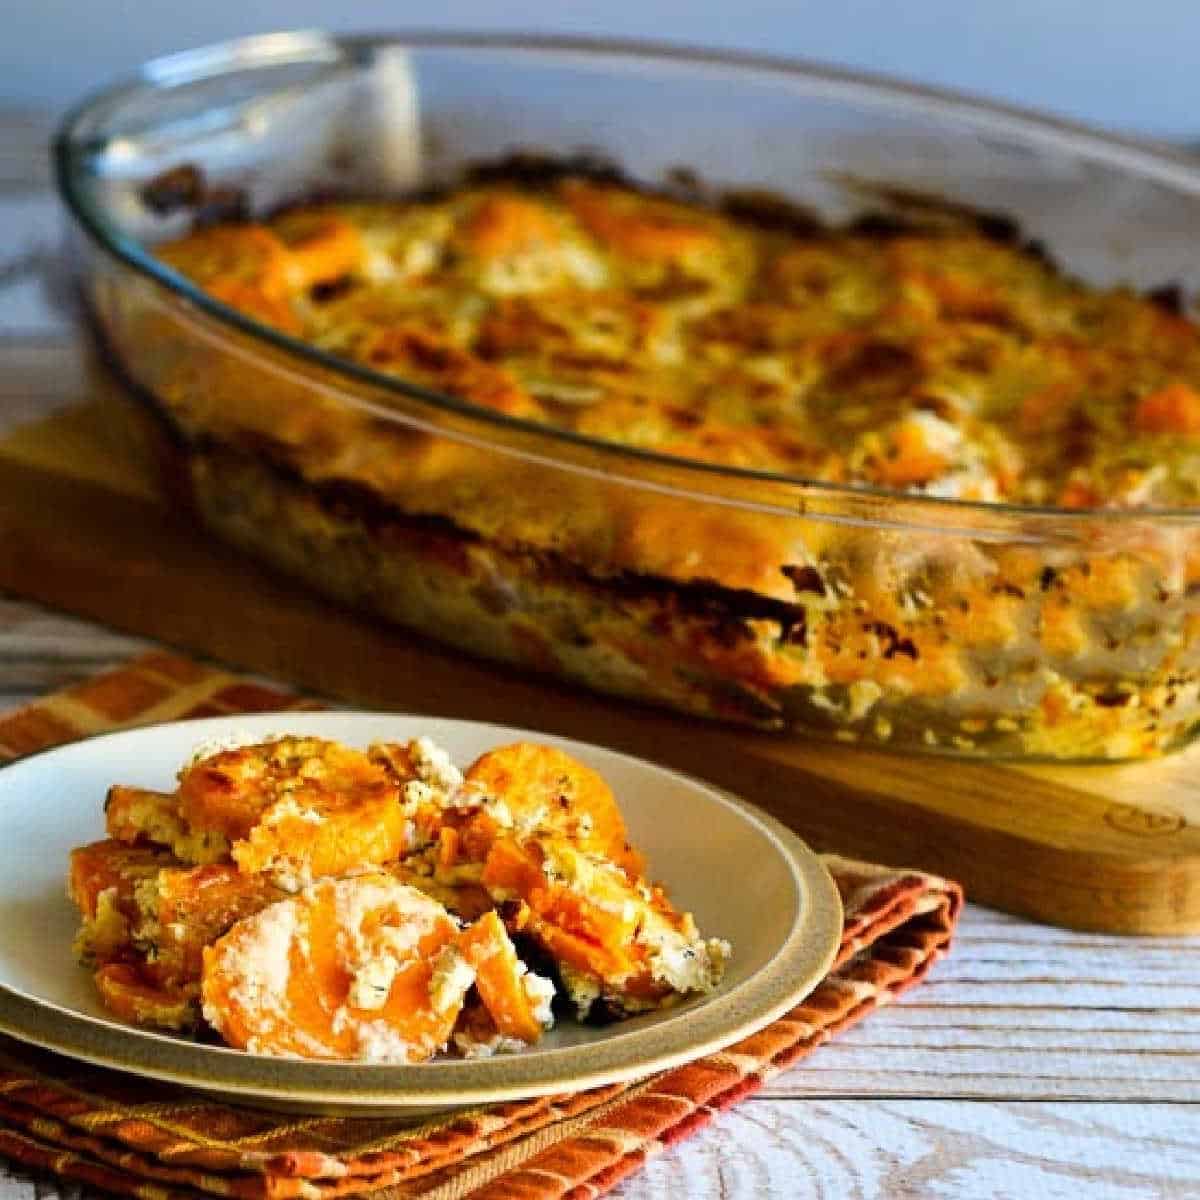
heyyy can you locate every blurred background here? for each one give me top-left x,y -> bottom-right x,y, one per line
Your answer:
0,0 -> 1194,139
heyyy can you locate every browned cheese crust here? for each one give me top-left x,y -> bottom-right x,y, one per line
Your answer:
115,177 -> 1200,757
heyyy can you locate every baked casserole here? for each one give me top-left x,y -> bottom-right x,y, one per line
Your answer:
58,34 -> 1200,762
119,175 -> 1200,759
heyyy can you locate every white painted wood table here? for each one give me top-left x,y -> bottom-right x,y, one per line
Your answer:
0,111 -> 1198,1199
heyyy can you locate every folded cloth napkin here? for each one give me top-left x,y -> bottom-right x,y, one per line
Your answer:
0,653 -> 963,1200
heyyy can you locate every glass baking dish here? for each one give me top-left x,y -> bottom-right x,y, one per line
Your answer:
53,31 -> 1200,760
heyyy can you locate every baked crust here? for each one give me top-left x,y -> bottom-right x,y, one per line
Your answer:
186,441 -> 1200,757
156,178 -> 1200,511
85,173 -> 1200,757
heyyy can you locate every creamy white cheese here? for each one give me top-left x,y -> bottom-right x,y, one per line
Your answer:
331,875 -> 442,977
347,954 -> 400,1011
905,410 -> 963,458
352,1019 -> 437,1064
521,969 -> 557,1028
642,926 -> 732,996
410,736 -> 464,791
185,730 -> 288,768
452,1029 -> 528,1058
429,944 -> 477,1015
402,779 -> 435,808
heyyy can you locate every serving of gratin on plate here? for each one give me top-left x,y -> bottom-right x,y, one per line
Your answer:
55,34 -> 1200,761
0,713 -> 839,1112
70,732 -> 731,1062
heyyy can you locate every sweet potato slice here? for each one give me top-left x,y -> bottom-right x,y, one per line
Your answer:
464,743 -> 642,874
68,841 -> 170,921
104,786 -> 180,845
271,208 -> 364,289
481,837 -> 640,983
1133,381 -> 1200,435
104,786 -> 229,864
458,910 -> 551,1045
157,225 -> 291,293
157,225 -> 301,332
94,964 -> 196,1031
201,874 -> 462,1061
68,841 -> 173,967
481,835 -> 727,1016
177,737 -> 411,884
458,193 -> 562,260
560,179 -> 720,263
206,278 -> 303,334
145,865 -> 288,988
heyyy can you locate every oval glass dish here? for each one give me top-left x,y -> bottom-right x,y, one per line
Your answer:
54,31 -> 1200,761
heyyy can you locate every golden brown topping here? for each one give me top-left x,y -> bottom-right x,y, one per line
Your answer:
560,179 -> 720,262
154,178 -> 1200,509
177,736 -> 412,882
463,741 -> 641,874
359,324 -> 538,417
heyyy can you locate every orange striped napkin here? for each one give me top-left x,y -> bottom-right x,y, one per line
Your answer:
0,653 -> 962,1200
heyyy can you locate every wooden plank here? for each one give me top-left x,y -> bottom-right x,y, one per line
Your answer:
620,1099 -> 1200,1199
756,907 -> 1200,1103
3,402 -> 1200,933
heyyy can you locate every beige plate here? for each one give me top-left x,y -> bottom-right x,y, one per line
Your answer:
0,713 -> 841,1116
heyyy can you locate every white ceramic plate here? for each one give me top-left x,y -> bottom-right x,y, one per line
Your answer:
0,714 -> 841,1114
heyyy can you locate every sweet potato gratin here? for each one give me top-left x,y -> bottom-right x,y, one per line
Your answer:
109,172 -> 1200,758
68,735 -> 730,1061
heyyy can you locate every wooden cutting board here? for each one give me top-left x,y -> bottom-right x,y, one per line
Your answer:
1,386 -> 1198,934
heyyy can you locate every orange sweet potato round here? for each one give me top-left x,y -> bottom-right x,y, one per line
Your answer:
481,837 -> 641,985
464,743 -> 642,874
270,208 -> 364,289
177,737 -> 411,883
94,964 -> 196,1030
201,874 -> 462,1061
68,841 -> 171,922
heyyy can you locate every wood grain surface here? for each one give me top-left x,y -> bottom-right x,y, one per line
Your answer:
0,115 -> 1197,1200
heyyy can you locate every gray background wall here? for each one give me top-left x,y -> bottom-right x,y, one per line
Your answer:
0,0 -> 1193,139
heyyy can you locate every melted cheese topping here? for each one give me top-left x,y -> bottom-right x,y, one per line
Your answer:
428,944 -> 477,1014
158,179 -> 1200,509
522,967 -> 557,1027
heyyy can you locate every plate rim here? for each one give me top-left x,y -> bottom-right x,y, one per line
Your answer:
0,711 -> 842,1109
